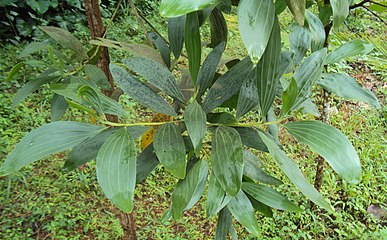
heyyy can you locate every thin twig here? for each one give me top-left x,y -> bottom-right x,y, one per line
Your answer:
127,0 -> 154,47
350,0 -> 371,9
136,10 -> 170,45
370,1 -> 387,7
362,6 -> 387,25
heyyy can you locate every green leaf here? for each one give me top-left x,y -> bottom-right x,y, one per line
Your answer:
242,182 -> 302,211
299,98 -> 320,117
64,126 -> 148,171
136,144 -> 160,183
154,123 -> 186,179
185,12 -> 202,85
110,64 -> 176,116
212,126 -> 244,196
293,48 -> 327,109
208,113 -> 237,127
208,8 -> 228,48
243,150 -> 283,186
278,51 -> 294,77
51,83 -> 127,117
26,0 -> 51,14
227,190 -> 260,236
184,100 -> 207,153
148,32 -> 171,68
77,85 -> 104,114
84,64 -> 112,91
286,0 -> 305,26
17,42 -> 47,58
258,132 -> 333,211
330,0 -> 350,29
40,26 -> 88,60
283,121 -> 362,183
247,194 -> 273,217
256,17 -> 281,117
0,122 -> 103,176
203,57 -> 254,112
123,57 -> 185,103
234,127 -> 268,152
305,10 -> 325,52
238,0 -> 275,64
91,38 -> 165,65
172,160 -> 209,219
318,73 -> 380,108
325,39 -> 374,64
51,93 -> 69,121
5,62 -> 24,82
160,0 -> 220,17
206,174 -> 232,218
13,75 -> 61,108
281,77 -> 298,116
318,4 -> 332,26
168,15 -> 186,59
96,128 -> 136,213
237,68 -> 258,118
290,25 -> 312,66
197,42 -> 226,98
215,207 -> 233,240
275,0 -> 287,15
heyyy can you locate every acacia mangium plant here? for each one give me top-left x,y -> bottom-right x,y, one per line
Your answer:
1,0 -> 380,237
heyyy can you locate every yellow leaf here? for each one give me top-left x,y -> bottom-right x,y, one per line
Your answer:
140,113 -> 174,150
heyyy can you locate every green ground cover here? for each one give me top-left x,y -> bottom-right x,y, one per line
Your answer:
0,5 -> 386,239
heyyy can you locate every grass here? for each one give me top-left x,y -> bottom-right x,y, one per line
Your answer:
0,4 -> 386,239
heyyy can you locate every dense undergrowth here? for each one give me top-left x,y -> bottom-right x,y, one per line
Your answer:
0,4 -> 386,239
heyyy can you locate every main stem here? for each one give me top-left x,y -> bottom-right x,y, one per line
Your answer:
84,0 -> 136,239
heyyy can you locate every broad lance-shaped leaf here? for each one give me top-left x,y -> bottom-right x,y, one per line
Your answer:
148,32 -> 171,68
13,75 -> 61,108
84,64 -> 112,91
136,144 -> 160,183
110,64 -> 176,116
172,160 -> 209,219
236,68 -> 258,118
283,121 -> 362,183
234,127 -> 268,152
227,190 -> 260,236
0,122 -> 103,176
318,73 -> 380,108
215,207 -> 233,240
51,93 -> 69,121
40,26 -> 88,60
305,10 -> 325,52
123,57 -> 185,103
243,150 -> 283,186
208,8 -> 228,48
203,57 -> 254,112
242,182 -> 302,212
185,11 -> 201,85
197,41 -> 225,98
258,132 -> 333,211
293,48 -> 327,109
184,100 -> 207,153
96,128 -> 136,213
238,0 -> 275,64
168,15 -> 186,59
50,83 -> 127,117
281,77 -> 298,116
64,126 -> 149,171
247,194 -> 273,217
207,174 -> 232,218
325,39 -> 374,64
256,17 -> 281,117
330,0 -> 350,30
212,126 -> 244,196
160,0 -> 220,17
290,24 -> 311,66
286,0 -> 305,26
154,123 -> 186,179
